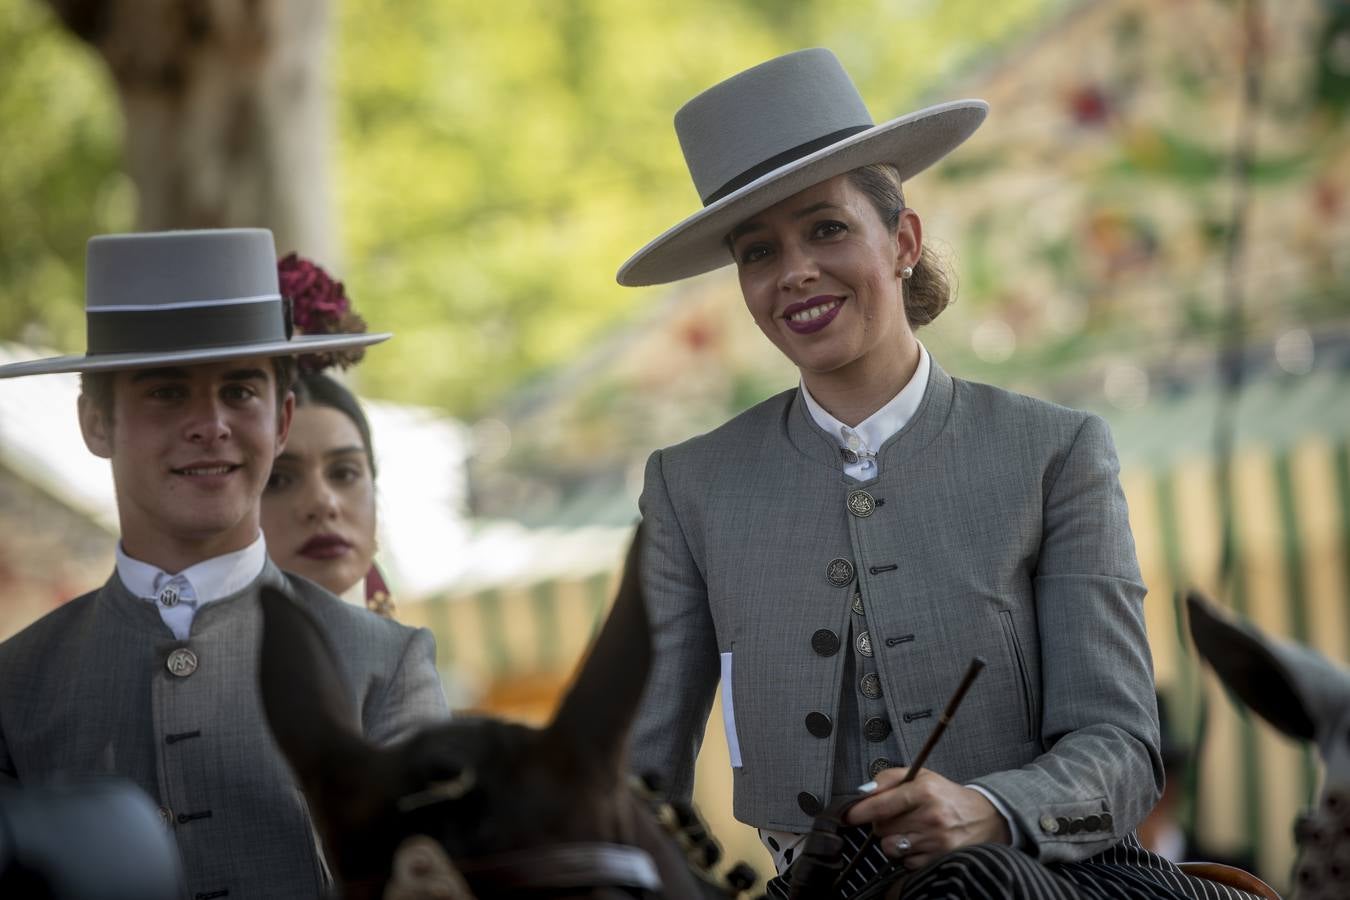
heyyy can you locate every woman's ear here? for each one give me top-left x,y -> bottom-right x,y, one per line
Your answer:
78,392 -> 113,459
895,208 -> 923,275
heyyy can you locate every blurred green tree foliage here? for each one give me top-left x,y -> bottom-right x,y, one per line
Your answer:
0,1 -> 129,353
2,0 -> 1052,415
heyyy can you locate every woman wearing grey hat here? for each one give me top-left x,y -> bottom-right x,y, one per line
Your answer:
620,50 -> 1260,899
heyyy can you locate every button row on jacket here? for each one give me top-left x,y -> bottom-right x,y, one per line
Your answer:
166,647 -> 198,678
1039,812 -> 1113,835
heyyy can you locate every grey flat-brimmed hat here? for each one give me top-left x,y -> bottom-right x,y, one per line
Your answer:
616,48 -> 987,287
0,228 -> 389,378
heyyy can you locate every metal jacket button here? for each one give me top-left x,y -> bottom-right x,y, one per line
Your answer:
856,630 -> 873,657
860,673 -> 883,699
805,712 -> 833,738
797,792 -> 822,816
810,629 -> 840,657
826,558 -> 854,587
847,490 -> 876,518
1039,815 -> 1059,834
166,648 -> 198,678
863,717 -> 891,742
869,758 -> 894,779
1084,814 -> 1101,832
851,591 -> 864,616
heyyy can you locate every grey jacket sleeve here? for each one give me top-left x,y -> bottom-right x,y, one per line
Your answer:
628,449 -> 722,804
969,414 -> 1162,863
361,625 -> 449,746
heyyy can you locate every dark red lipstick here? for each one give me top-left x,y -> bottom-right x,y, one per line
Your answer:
298,534 -> 353,560
782,296 -> 844,334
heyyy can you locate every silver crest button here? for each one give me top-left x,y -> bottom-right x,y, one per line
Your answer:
856,630 -> 873,657
166,648 -> 198,678
851,591 -> 864,616
847,490 -> 875,518
860,673 -> 883,699
826,558 -> 854,587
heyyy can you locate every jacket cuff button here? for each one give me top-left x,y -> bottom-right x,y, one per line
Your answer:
1039,815 -> 1059,834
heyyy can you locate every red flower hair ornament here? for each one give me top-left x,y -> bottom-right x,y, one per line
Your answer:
277,253 -> 369,373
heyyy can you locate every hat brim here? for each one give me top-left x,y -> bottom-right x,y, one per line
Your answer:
0,332 -> 391,379
617,99 -> 988,287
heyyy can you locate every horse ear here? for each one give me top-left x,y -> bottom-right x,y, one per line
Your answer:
544,524 -> 651,769
1186,591 -> 1317,741
258,587 -> 380,825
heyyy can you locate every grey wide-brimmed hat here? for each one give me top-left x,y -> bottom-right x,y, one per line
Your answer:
0,228 -> 389,379
616,48 -> 988,287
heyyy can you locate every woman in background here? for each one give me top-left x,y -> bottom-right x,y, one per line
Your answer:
262,254 -> 394,617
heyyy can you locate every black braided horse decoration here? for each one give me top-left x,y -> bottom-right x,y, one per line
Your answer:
258,526 -> 757,899
1188,591 -> 1350,900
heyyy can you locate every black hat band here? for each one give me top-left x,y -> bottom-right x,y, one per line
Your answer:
86,298 -> 287,357
701,124 -> 872,206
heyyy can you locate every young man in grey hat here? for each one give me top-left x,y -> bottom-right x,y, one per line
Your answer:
0,229 -> 449,898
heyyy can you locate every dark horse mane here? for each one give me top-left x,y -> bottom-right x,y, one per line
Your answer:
258,526 -> 754,899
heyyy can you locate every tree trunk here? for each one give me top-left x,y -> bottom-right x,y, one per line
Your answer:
45,0 -> 334,261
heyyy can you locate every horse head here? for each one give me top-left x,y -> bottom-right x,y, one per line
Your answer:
1186,591 -> 1350,899
259,527 -> 738,899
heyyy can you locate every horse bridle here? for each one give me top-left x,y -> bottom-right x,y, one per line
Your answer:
454,843 -> 663,895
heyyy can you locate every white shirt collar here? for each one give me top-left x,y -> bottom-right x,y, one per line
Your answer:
116,533 -> 268,606
800,343 -> 930,455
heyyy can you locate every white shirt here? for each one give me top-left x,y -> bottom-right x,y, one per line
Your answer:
799,343 -> 931,481
116,534 -> 269,640
761,344 -> 1021,873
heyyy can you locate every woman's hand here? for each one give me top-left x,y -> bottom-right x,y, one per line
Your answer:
843,767 -> 1012,869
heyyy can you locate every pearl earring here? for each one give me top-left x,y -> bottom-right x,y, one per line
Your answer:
900,265 -> 914,279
